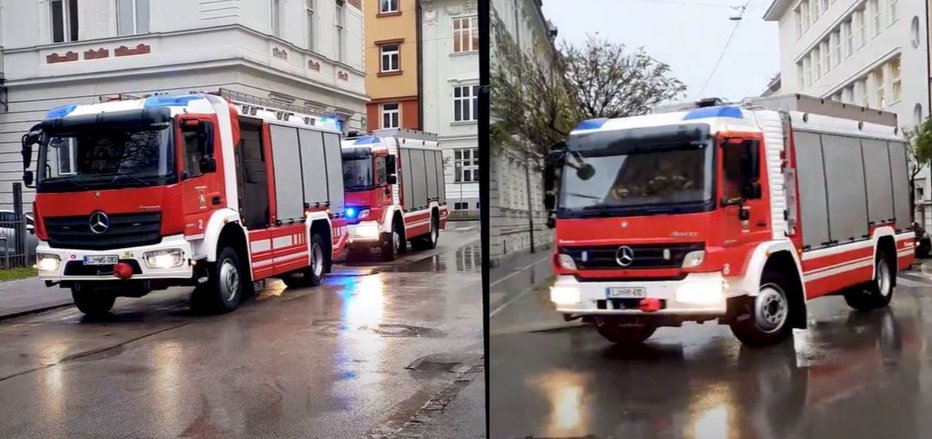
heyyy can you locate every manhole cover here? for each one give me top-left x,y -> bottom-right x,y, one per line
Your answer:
362,324 -> 445,338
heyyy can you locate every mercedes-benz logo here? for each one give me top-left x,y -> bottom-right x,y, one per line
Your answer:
89,211 -> 110,234
615,246 -> 635,267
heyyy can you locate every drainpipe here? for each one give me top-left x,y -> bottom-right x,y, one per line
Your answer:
416,0 -> 424,130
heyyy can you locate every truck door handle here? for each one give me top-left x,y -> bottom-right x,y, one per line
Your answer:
756,221 -> 767,227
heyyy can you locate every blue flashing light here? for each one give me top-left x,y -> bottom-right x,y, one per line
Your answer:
143,95 -> 203,108
683,106 -> 743,121
346,207 -> 358,219
45,104 -> 77,119
354,136 -> 380,145
574,118 -> 610,131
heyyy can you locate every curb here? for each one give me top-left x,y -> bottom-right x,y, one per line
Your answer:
491,320 -> 585,337
0,301 -> 73,322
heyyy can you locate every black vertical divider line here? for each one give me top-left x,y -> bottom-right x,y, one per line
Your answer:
296,127 -> 307,218
478,0 -> 491,437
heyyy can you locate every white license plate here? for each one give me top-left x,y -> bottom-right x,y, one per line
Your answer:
83,255 -> 118,266
606,287 -> 647,299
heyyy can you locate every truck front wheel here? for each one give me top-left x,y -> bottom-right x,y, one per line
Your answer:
729,272 -> 793,348
71,284 -> 115,317
193,246 -> 243,313
594,318 -> 657,345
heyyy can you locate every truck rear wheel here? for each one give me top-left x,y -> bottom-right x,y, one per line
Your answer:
594,318 -> 657,345
193,246 -> 243,313
412,214 -> 440,250
71,284 -> 115,317
283,233 -> 326,288
844,252 -> 894,312
729,271 -> 793,348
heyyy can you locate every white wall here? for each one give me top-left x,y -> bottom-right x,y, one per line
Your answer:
421,0 -> 480,216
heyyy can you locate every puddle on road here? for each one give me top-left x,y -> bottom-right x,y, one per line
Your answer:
360,324 -> 445,338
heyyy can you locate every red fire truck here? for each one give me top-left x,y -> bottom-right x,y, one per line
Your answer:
544,94 -> 916,347
341,129 -> 448,260
20,91 -> 349,316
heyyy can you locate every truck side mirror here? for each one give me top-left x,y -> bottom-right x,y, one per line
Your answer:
387,174 -> 397,185
386,154 -> 397,175
199,157 -> 217,173
740,139 -> 761,199
198,122 -> 215,156
544,149 -> 562,211
742,181 -> 762,199
21,132 -> 38,170
23,171 -> 34,187
576,163 -> 595,181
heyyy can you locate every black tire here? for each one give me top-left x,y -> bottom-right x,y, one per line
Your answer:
282,233 -> 327,288
71,284 -> 115,317
412,213 -> 440,251
594,319 -> 657,345
381,220 -> 406,261
918,239 -> 930,258
844,252 -> 894,312
193,246 -> 243,313
729,271 -> 794,348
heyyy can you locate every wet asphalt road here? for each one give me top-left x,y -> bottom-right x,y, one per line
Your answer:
490,266 -> 932,439
0,223 -> 482,438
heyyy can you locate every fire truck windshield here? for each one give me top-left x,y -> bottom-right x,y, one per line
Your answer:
36,123 -> 176,193
559,130 -> 714,217
343,157 -> 373,191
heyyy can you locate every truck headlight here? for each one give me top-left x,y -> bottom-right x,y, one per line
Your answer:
682,250 -> 705,268
550,286 -> 581,305
143,249 -> 184,268
557,254 -> 577,270
675,280 -> 726,305
351,222 -> 381,241
36,253 -> 60,272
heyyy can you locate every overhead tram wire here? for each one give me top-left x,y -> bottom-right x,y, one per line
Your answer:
695,0 -> 753,99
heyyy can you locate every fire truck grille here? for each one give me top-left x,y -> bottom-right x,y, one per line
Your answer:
561,243 -> 705,270
44,213 -> 162,250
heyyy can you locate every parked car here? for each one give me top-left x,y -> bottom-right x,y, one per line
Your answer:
914,222 -> 931,258
0,210 -> 37,261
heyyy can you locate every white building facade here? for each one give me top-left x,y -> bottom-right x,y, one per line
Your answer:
420,0 -> 480,219
488,0 -> 557,265
764,0 -> 931,226
0,0 -> 367,208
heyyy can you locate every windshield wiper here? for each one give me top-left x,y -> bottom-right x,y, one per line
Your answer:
110,174 -> 152,187
565,192 -> 601,200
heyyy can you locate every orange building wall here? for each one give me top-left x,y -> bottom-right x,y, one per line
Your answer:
366,98 -> 420,130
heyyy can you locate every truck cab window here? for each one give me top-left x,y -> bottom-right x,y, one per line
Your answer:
182,123 -> 212,179
375,156 -> 387,186
722,143 -> 746,200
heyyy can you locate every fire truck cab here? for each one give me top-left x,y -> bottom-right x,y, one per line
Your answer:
544,95 -> 915,347
21,91 -> 349,316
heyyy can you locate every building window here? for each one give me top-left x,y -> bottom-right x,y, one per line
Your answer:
820,0 -> 829,12
452,16 -> 479,53
803,56 -> 812,86
812,48 -> 821,79
306,0 -> 315,50
797,61 -> 805,89
801,1 -> 810,30
890,58 -> 902,102
856,78 -> 868,107
271,0 -> 281,37
821,41 -> 830,73
889,0 -> 897,23
870,0 -> 881,36
843,20 -> 853,57
380,0 -> 398,14
380,44 -> 400,72
914,103 -> 923,127
117,0 -> 149,35
50,0 -> 79,43
871,68 -> 884,108
844,85 -> 855,102
454,202 -> 468,210
794,8 -> 802,38
335,0 -> 345,61
856,9 -> 867,47
454,149 -> 479,183
453,85 -> 479,122
831,32 -> 841,66
811,0 -> 819,21
381,103 -> 399,129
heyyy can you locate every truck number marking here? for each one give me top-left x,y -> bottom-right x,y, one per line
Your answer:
198,219 -> 204,230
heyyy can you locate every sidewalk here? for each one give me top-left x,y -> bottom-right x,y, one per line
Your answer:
489,248 -> 552,313
0,276 -> 71,320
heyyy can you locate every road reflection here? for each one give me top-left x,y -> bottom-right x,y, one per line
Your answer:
518,305 -> 925,438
